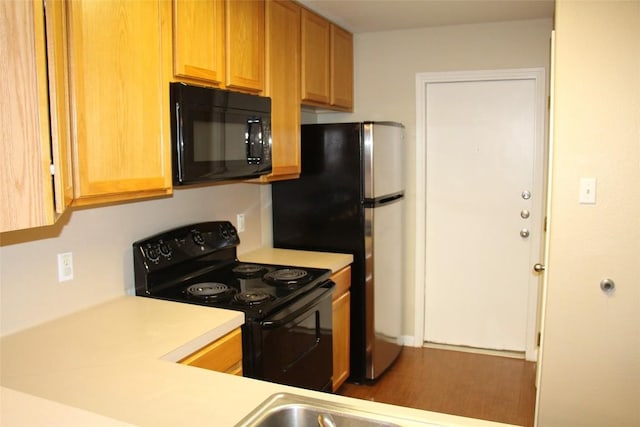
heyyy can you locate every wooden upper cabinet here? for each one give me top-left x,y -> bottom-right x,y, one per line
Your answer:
173,0 -> 264,93
261,0 -> 301,181
225,0 -> 265,92
301,8 -> 331,105
67,0 -> 172,205
330,24 -> 353,110
301,8 -> 353,111
173,0 -> 225,85
0,0 -> 72,232
46,0 -> 74,214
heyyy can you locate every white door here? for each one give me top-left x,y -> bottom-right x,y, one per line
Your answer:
422,70 -> 545,355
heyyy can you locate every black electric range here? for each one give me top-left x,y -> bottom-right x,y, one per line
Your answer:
133,221 -> 335,391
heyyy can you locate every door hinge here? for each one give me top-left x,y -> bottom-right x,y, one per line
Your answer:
537,332 -> 541,347
50,164 -> 55,176
544,216 -> 547,232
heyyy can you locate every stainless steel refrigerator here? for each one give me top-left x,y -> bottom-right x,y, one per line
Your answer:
271,122 -> 404,383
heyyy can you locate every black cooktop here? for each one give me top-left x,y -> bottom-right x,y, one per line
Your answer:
148,261 -> 331,319
132,221 -> 331,321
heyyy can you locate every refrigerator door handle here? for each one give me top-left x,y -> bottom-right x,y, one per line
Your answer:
364,192 -> 404,207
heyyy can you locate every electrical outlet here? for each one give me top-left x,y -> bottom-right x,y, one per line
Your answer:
236,214 -> 245,233
57,252 -> 74,282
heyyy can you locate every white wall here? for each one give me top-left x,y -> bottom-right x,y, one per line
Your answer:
0,184 -> 267,336
317,18 -> 553,337
1,18 -> 554,341
536,1 -> 640,425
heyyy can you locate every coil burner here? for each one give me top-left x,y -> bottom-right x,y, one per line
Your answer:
232,263 -> 269,278
185,283 -> 236,301
263,268 -> 312,288
233,290 -> 275,307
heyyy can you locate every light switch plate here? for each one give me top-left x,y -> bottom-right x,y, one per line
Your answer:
579,178 -> 597,204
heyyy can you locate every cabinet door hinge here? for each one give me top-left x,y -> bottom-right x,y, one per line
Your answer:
537,332 -> 541,347
50,164 -> 55,176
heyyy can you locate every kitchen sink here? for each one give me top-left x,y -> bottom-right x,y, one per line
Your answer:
234,393 -> 441,427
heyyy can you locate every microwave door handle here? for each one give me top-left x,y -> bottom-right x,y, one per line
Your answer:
174,102 -> 185,182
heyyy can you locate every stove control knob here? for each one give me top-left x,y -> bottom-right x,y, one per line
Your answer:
144,245 -> 160,262
159,241 -> 172,258
220,227 -> 230,240
220,224 -> 237,240
191,230 -> 205,246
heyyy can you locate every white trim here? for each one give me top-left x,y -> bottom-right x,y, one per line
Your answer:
400,335 -> 418,347
414,68 -> 547,362
423,342 -> 525,359
535,31 -> 556,426
413,76 -> 427,349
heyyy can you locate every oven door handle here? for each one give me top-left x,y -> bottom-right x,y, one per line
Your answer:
261,281 -> 335,328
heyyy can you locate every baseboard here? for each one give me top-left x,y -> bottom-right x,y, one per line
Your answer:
422,342 -> 526,359
400,335 -> 419,347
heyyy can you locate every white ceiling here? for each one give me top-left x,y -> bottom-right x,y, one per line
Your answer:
297,0 -> 555,33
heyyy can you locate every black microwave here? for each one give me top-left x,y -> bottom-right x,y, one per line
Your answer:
170,82 -> 272,185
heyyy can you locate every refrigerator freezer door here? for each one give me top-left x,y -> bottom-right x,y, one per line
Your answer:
272,122 -> 363,254
363,123 -> 405,200
365,196 -> 404,380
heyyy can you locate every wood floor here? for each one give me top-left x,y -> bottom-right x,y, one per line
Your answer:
337,346 -> 537,426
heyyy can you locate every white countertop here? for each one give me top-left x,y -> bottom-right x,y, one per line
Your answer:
240,247 -> 353,273
0,249 -> 515,427
1,387 -> 136,426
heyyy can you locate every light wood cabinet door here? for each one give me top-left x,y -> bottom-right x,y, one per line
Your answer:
67,0 -> 172,206
333,290 -> 351,391
301,8 -> 353,111
331,266 -> 351,391
225,0 -> 265,92
1,0 -> 71,232
47,0 -> 74,214
179,328 -> 243,375
301,8 -> 330,105
330,24 -> 353,110
260,0 -> 301,181
173,0 -> 225,85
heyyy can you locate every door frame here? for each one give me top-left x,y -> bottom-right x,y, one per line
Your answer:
413,68 -> 547,361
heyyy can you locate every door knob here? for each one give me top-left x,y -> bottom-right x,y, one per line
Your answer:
520,229 -> 530,238
522,190 -> 531,200
521,209 -> 530,219
534,263 -> 545,272
600,278 -> 615,293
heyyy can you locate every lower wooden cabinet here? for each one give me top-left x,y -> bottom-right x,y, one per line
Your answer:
332,266 -> 351,391
179,328 -> 243,375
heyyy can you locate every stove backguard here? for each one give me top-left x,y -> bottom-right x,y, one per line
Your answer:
133,221 -> 240,296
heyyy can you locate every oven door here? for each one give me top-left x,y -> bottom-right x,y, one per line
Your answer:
244,282 -> 334,391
